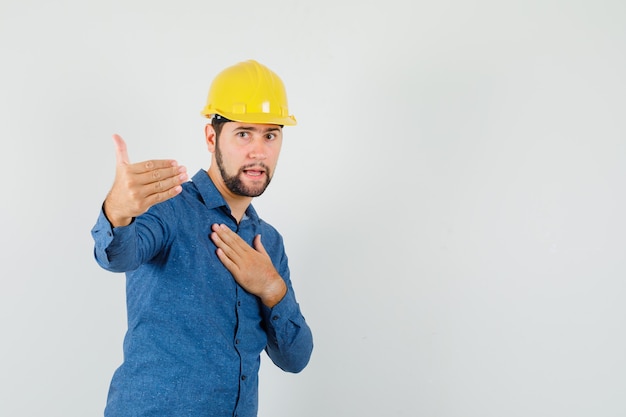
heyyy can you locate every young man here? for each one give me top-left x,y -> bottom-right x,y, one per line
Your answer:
91,60 -> 313,417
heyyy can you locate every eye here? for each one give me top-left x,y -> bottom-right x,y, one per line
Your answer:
237,131 -> 249,138
266,132 -> 278,141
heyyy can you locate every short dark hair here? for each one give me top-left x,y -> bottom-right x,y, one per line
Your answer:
210,114 -> 231,139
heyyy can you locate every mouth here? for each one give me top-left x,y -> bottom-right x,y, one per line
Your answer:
242,166 -> 267,179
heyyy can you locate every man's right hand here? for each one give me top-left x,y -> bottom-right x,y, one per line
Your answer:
103,134 -> 188,228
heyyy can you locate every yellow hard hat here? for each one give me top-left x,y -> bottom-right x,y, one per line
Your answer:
200,60 -> 297,126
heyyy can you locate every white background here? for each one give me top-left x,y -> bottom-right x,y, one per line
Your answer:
1,0 -> 625,416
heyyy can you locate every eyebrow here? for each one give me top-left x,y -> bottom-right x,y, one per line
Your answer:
233,125 -> 282,134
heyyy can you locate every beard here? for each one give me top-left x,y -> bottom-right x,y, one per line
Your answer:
215,145 -> 272,197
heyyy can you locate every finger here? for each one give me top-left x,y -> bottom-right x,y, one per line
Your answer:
210,225 -> 232,252
146,184 -> 184,206
117,166 -> 184,202
210,225 -> 245,259
212,224 -> 247,251
112,134 -> 130,165
215,247 -> 238,272
253,235 -> 268,256
128,159 -> 182,175
134,165 -> 187,187
210,232 -> 237,266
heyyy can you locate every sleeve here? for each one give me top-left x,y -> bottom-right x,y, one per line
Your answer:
261,251 -> 314,373
90,206 -> 170,273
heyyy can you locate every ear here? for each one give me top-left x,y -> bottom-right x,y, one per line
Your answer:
205,123 -> 216,153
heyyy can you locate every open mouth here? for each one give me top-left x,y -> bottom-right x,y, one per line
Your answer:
243,168 -> 265,178
242,164 -> 269,179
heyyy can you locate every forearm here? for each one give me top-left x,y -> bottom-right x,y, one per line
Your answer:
91,209 -> 141,272
91,208 -> 165,272
264,288 -> 314,373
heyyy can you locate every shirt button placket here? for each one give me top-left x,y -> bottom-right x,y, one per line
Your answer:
234,299 -> 241,350
233,295 -> 243,416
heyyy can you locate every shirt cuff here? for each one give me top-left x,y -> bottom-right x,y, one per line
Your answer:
265,286 -> 300,324
91,208 -> 136,268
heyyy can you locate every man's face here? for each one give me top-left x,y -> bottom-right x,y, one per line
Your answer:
213,122 -> 283,197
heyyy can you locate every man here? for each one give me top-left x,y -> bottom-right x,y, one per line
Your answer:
91,60 -> 313,417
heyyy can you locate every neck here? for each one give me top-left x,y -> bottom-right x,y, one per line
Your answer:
207,167 -> 253,224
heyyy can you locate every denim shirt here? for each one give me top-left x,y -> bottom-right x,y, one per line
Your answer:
91,169 -> 313,417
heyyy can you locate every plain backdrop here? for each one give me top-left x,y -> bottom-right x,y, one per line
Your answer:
1,0 -> 625,416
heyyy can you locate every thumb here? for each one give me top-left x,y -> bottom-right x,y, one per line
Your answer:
112,134 -> 130,165
253,234 -> 268,255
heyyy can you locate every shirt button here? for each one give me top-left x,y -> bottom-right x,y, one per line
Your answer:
241,375 -> 247,381
272,315 -> 279,321
235,339 -> 240,345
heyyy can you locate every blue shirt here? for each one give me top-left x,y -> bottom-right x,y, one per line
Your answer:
91,169 -> 313,417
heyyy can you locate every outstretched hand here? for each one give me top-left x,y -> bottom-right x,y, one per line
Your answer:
210,224 -> 287,308
103,134 -> 188,227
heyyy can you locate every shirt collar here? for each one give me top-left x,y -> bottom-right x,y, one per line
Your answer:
191,169 -> 260,222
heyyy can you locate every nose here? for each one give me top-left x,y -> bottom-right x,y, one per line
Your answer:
248,138 -> 267,160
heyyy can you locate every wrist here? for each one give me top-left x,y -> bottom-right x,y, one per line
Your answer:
103,200 -> 133,228
261,278 -> 287,308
